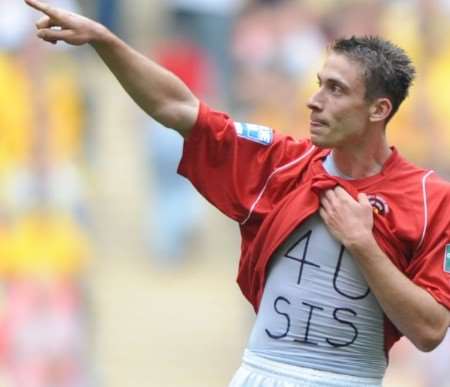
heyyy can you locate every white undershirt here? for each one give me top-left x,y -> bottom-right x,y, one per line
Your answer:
246,154 -> 386,378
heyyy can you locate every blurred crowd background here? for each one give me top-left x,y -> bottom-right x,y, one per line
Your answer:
0,0 -> 449,386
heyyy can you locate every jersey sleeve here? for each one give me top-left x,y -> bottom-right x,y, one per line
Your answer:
405,175 -> 450,311
177,102 -> 312,223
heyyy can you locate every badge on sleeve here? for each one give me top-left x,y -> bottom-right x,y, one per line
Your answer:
234,122 -> 273,145
444,244 -> 450,273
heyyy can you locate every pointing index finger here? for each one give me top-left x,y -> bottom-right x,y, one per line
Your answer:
25,0 -> 59,18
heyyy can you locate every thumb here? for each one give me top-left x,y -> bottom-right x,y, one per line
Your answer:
357,192 -> 370,205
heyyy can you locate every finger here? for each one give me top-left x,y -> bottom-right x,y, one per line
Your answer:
334,186 -> 352,200
37,28 -> 72,43
319,207 -> 329,225
25,0 -> 60,19
358,192 -> 371,206
320,195 -> 332,212
357,193 -> 373,212
324,188 -> 337,202
36,15 -> 58,29
319,207 -> 326,220
42,37 -> 58,44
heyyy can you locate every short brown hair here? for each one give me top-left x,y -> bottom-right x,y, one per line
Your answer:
331,36 -> 416,121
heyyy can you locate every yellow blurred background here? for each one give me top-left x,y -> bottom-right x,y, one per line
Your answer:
0,0 -> 449,386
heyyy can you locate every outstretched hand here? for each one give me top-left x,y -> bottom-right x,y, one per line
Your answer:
24,0 -> 103,45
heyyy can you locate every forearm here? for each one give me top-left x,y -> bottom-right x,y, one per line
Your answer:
348,237 -> 449,351
25,0 -> 200,135
90,25 -> 199,135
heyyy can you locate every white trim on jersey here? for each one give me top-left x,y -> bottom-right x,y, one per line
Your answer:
417,170 -> 435,251
240,145 -> 316,226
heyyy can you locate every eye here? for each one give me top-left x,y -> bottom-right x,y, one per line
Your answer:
330,83 -> 342,94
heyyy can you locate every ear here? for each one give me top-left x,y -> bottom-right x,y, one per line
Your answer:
369,97 -> 392,123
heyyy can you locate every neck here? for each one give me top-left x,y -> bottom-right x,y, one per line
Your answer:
331,135 -> 392,179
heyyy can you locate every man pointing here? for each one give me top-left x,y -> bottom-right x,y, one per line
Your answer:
25,1 -> 450,386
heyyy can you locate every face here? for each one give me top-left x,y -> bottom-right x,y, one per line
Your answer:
307,53 -> 372,148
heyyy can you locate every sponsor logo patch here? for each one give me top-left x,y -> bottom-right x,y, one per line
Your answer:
367,194 -> 389,216
444,244 -> 450,273
234,122 -> 273,145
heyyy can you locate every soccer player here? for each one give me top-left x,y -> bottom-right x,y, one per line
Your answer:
24,0 -> 450,386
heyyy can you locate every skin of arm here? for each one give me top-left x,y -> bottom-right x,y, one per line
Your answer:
319,186 -> 450,352
24,0 -> 200,137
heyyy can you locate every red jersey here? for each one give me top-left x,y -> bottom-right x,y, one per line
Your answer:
178,102 -> 450,353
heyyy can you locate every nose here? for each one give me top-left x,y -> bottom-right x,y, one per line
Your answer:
307,90 -> 323,111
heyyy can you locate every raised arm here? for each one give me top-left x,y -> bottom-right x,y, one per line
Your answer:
24,0 -> 199,137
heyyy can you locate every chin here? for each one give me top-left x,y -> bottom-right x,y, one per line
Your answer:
310,135 -> 332,149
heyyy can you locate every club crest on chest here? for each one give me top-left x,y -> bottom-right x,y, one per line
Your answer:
367,194 -> 389,216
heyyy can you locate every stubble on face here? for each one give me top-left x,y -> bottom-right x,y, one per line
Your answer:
307,53 -> 371,149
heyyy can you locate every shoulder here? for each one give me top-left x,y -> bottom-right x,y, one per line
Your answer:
384,150 -> 439,189
390,154 -> 450,212
425,171 -> 450,200
191,101 -> 316,160
394,151 -> 450,195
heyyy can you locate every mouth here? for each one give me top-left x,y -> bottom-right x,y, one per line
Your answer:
310,118 -> 328,127
310,121 -> 324,128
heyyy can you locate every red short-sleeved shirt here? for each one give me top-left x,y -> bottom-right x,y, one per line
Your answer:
178,102 -> 450,352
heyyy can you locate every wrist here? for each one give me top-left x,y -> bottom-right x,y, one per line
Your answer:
90,23 -> 114,47
345,232 -> 378,257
